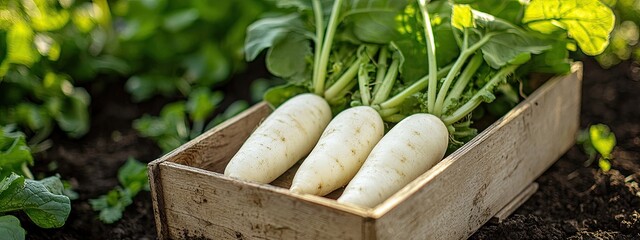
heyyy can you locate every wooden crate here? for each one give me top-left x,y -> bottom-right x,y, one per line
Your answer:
149,63 -> 583,239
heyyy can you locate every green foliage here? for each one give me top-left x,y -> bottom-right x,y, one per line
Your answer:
0,127 -> 71,238
134,88 -> 249,153
596,0 -> 640,68
90,158 -> 148,224
522,0 -> 615,56
578,124 -> 617,171
0,215 -> 25,240
113,0 -> 273,102
0,173 -> 71,237
0,126 -> 33,178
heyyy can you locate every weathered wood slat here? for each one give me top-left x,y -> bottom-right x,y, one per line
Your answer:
159,162 -> 369,240
490,182 -> 539,224
372,63 -> 582,239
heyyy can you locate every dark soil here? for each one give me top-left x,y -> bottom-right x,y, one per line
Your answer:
472,59 -> 640,239
19,58 -> 639,239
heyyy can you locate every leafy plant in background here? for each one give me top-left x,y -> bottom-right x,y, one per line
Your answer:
0,126 -> 71,240
0,0 -> 113,143
89,158 -> 148,224
595,0 -> 640,68
111,0 -> 273,102
578,124 -> 617,171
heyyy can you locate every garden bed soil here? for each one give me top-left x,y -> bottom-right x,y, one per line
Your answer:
19,58 -> 640,239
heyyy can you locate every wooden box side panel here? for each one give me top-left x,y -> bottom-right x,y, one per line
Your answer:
159,163 -> 368,240
374,64 -> 582,239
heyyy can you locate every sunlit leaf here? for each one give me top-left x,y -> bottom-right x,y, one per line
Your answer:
5,21 -> 39,67
598,158 -> 611,172
26,0 -> 70,31
523,0 -> 615,55
589,123 -> 616,158
452,4 -> 474,29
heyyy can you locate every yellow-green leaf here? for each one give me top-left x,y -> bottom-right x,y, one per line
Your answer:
523,0 -> 615,55
5,21 -> 40,66
452,4 -> 474,30
589,123 -> 616,157
598,158 -> 611,172
25,0 -> 70,31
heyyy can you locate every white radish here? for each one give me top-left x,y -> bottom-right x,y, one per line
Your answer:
224,93 -> 332,183
290,106 -> 384,196
337,113 -> 448,208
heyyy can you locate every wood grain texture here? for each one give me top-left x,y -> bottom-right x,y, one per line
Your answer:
490,182 -> 539,224
372,63 -> 582,239
149,63 -> 582,239
159,162 -> 370,240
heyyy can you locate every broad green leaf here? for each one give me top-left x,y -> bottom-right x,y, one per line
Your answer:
452,4 -> 474,29
184,43 -> 230,86
343,0 -> 406,43
163,9 -> 199,32
71,3 -> 97,33
54,88 -> 91,138
454,0 -> 524,24
523,0 -> 615,55
266,32 -> 312,79
589,124 -> 616,157
5,21 -> 39,68
0,173 -> 71,228
466,9 -> 551,69
0,215 -> 25,240
25,0 -> 70,31
89,188 -> 132,224
186,88 -> 223,122
0,127 -> 33,178
117,158 -> 148,194
244,13 -> 309,61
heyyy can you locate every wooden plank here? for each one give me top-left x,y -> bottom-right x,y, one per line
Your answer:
372,63 -> 582,239
159,162 -> 371,240
148,159 -> 169,239
490,182 -> 539,224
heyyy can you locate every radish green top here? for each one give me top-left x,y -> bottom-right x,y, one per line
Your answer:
245,0 -> 614,148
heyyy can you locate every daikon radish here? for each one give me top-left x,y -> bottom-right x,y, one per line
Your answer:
290,106 -> 384,196
337,113 -> 448,208
224,93 -> 331,183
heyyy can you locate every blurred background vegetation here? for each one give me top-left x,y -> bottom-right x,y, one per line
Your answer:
0,0 -> 639,231
0,0 -> 276,152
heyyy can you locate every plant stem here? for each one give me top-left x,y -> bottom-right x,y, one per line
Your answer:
433,33 -> 495,116
442,64 -> 518,125
313,0 -> 343,96
378,108 -> 399,117
311,0 -> 325,95
371,57 -> 400,104
441,53 -> 484,114
325,46 -> 378,100
358,63 -> 372,106
418,0 -> 439,113
372,47 -> 389,96
379,64 -> 452,109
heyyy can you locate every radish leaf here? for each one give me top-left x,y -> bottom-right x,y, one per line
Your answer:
0,173 -> 71,228
0,215 -> 25,240
523,0 -> 615,55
